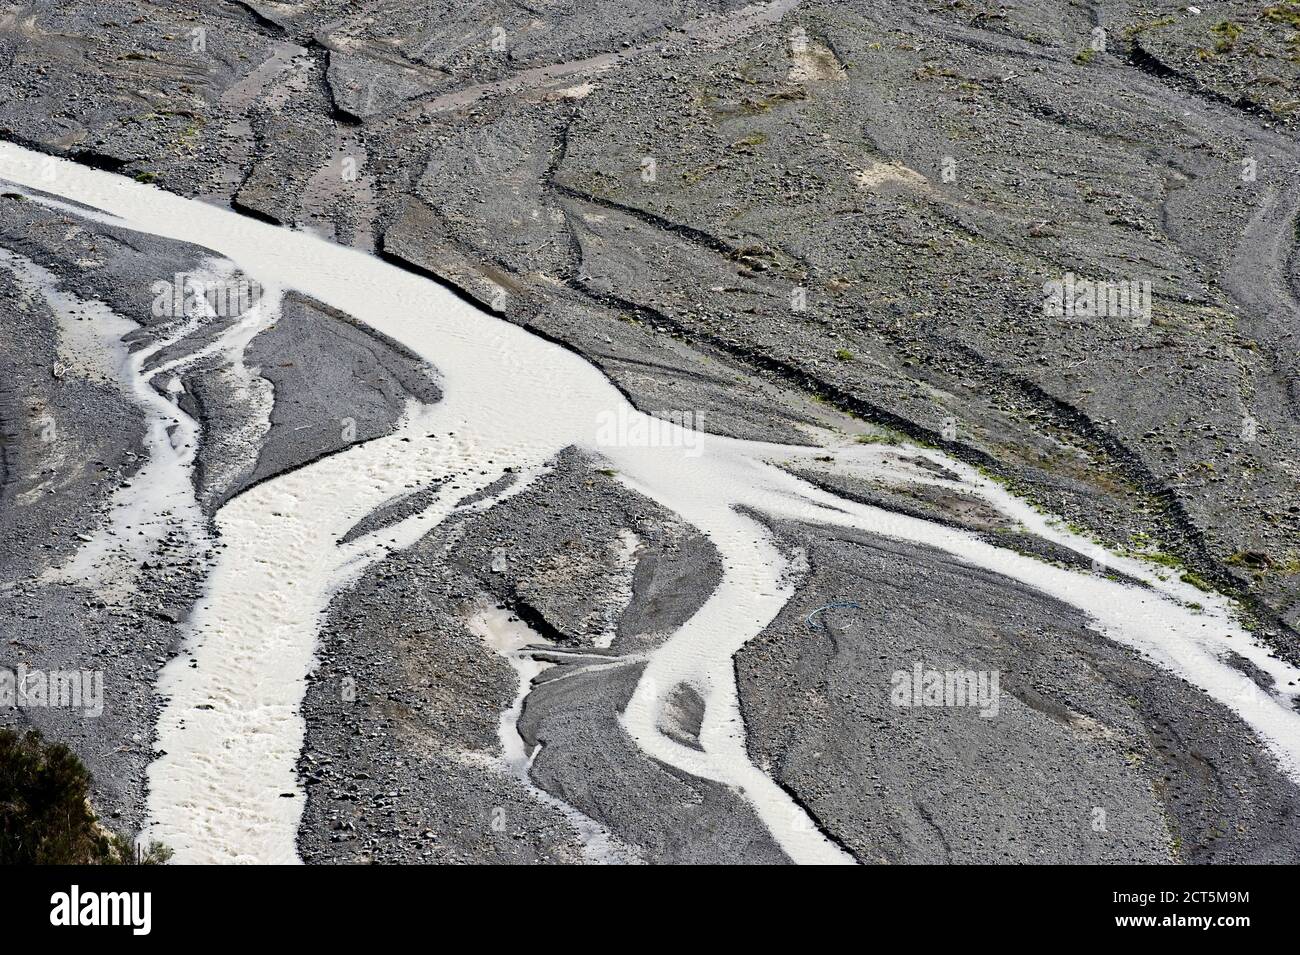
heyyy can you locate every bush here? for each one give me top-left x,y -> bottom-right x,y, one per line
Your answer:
0,728 -> 170,864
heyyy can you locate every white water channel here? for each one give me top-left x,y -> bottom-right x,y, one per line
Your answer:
3,141 -> 1300,865
0,246 -> 210,596
466,605 -> 637,863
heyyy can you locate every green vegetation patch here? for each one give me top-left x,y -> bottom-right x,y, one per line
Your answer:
1263,1 -> 1300,28
0,728 -> 171,864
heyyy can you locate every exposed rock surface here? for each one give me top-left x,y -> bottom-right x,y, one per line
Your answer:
3,0 -> 1299,864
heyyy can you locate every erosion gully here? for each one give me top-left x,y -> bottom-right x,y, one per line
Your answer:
3,142 -> 1299,865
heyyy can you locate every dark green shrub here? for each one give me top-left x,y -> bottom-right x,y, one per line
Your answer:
0,728 -> 170,864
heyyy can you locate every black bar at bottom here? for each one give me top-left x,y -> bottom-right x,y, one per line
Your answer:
1,864 -> 1278,941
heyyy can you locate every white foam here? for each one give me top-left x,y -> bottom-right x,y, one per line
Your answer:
467,605 -> 638,864
0,246 -> 208,596
5,141 -> 1300,866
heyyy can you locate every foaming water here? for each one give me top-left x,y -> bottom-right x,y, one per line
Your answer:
467,605 -> 638,864
0,246 -> 208,595
4,142 -> 1299,865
